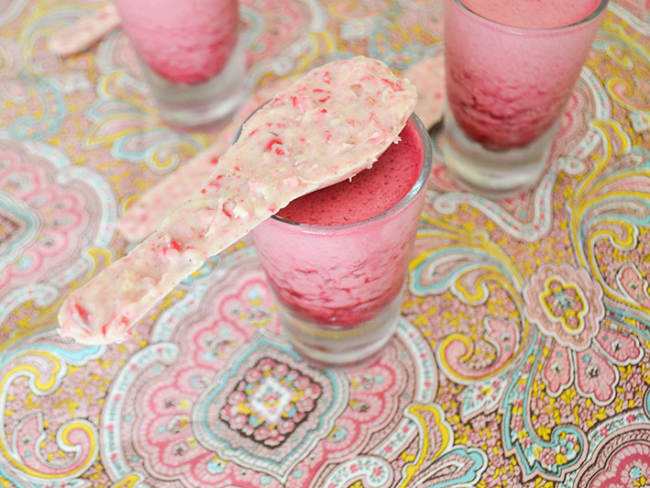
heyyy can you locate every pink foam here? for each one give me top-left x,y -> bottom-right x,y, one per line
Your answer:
277,120 -> 422,226
461,0 -> 601,29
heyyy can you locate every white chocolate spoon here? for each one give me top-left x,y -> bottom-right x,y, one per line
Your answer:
58,56 -> 417,344
118,53 -> 446,242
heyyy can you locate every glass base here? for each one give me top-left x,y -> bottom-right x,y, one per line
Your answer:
441,109 -> 560,197
140,41 -> 250,128
276,287 -> 404,368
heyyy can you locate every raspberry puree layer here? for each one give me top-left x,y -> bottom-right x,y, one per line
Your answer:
445,0 -> 603,149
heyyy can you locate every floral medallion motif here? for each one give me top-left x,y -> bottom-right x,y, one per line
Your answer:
194,335 -> 347,482
526,264 -> 604,351
524,264 -> 643,404
106,253 -> 419,487
91,250 -> 479,487
590,442 -> 650,487
218,356 -> 323,448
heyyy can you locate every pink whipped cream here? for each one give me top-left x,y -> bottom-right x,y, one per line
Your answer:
58,56 -> 416,344
277,121 -> 422,225
253,119 -> 426,326
461,0 -> 601,29
113,0 -> 239,84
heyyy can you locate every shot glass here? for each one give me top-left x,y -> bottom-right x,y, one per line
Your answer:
250,114 -> 433,367
113,0 -> 248,127
442,0 -> 608,195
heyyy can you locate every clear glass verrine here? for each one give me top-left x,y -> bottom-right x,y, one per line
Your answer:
249,114 -> 433,367
442,0 -> 609,194
113,0 -> 248,127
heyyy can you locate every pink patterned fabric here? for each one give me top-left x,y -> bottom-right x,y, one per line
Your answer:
0,0 -> 648,487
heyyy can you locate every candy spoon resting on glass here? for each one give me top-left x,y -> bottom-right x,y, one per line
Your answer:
117,53 -> 445,243
57,57 -> 416,351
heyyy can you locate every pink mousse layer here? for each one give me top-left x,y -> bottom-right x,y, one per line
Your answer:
253,119 -> 425,326
461,0 -> 600,29
113,0 -> 239,84
278,122 -> 422,225
445,0 -> 603,149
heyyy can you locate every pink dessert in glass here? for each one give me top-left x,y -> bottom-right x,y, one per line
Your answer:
114,0 -> 238,84
113,0 -> 247,126
446,0 -> 603,149
442,0 -> 608,193
252,115 -> 432,365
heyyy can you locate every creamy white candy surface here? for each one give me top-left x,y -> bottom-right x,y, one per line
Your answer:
58,56 -> 416,344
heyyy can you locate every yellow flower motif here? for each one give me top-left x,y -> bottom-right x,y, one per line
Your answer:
540,277 -> 587,333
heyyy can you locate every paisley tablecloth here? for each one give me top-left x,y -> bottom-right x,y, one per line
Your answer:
0,1 -> 649,487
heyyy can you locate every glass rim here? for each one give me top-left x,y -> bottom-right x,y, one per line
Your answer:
268,112 -> 433,233
452,0 -> 610,33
